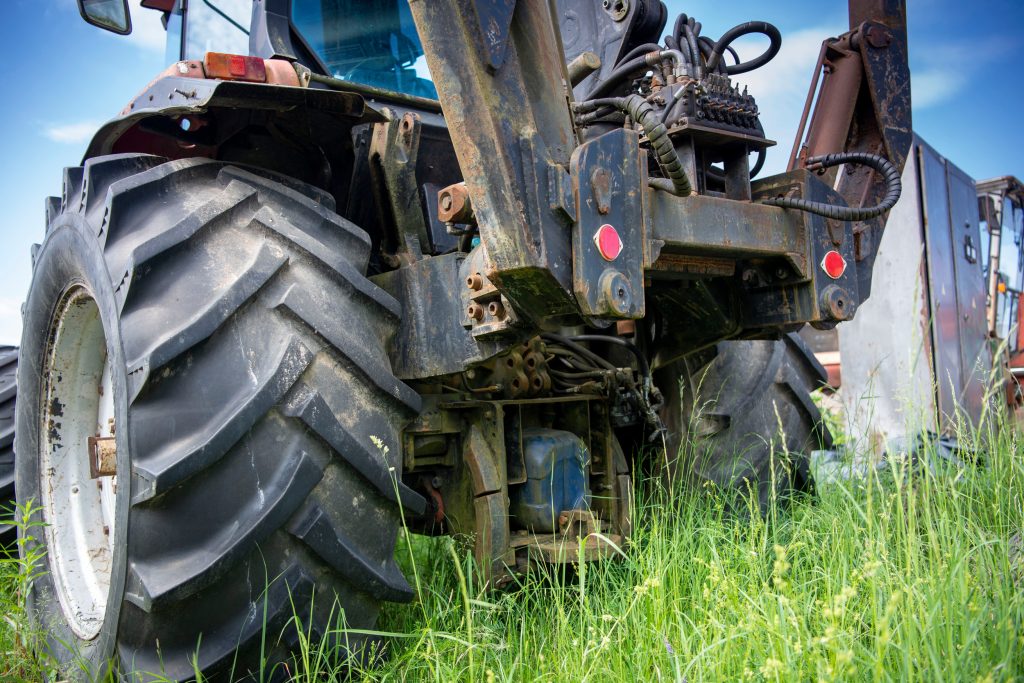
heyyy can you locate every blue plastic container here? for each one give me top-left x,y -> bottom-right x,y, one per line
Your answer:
509,428 -> 591,532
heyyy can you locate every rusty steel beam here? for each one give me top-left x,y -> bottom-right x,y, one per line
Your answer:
788,0 -> 910,300
645,190 -> 809,276
849,0 -> 906,30
409,0 -> 581,325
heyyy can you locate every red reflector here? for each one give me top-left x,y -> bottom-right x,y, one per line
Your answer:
594,224 -> 623,261
203,52 -> 267,83
821,250 -> 847,279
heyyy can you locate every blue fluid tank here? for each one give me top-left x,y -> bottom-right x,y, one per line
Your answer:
510,429 -> 591,533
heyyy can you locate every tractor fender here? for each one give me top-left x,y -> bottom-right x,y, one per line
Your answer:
82,61 -> 384,163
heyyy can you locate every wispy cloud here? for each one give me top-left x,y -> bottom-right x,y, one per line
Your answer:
911,69 -> 968,109
910,37 -> 1014,110
43,121 -> 102,145
126,0 -> 170,53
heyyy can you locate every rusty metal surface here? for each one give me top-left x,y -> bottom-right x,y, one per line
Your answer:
85,74 -> 377,160
370,110 -> 431,262
410,0 -> 580,320
645,185 -> 809,274
795,39 -> 863,168
788,0 -> 911,302
849,0 -> 906,30
743,172 -> 860,330
571,128 -> 646,318
372,253 -> 515,380
88,436 -> 117,478
437,183 -> 474,224
917,142 -> 990,429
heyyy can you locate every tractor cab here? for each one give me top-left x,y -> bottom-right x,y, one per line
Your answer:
82,0 -> 437,101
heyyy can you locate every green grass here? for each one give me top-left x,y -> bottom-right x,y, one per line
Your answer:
2,423 -> 1022,681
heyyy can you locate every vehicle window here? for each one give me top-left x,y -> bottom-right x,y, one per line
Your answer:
1002,198 -> 1024,291
185,0 -> 251,61
292,0 -> 437,100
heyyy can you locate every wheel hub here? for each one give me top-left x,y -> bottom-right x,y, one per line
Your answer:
40,286 -> 118,641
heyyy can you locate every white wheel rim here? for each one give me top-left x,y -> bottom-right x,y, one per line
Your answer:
40,286 -> 118,641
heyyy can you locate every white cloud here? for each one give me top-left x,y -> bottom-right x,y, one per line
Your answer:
909,37 -> 1013,110
911,69 -> 968,109
43,121 -> 103,144
126,0 -> 170,53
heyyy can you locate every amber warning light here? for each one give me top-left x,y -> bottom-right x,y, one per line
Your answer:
204,52 -> 268,83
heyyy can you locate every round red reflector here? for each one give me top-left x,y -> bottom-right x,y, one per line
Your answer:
821,250 -> 847,279
594,224 -> 623,261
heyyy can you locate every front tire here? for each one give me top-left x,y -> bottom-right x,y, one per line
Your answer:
17,155 -> 423,680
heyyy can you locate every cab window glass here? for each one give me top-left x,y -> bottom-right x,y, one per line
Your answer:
185,0 -> 251,60
292,0 -> 436,99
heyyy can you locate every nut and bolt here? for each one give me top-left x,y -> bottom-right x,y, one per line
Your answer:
820,285 -> 853,321
437,182 -> 473,223
466,272 -> 484,290
467,303 -> 484,321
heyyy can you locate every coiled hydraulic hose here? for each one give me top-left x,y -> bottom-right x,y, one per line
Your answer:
706,21 -> 782,75
761,152 -> 902,220
576,95 -> 694,196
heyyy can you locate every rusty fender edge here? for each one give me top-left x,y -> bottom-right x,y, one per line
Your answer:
83,68 -> 384,162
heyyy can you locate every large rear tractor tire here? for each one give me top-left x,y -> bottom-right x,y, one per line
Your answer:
0,345 -> 17,547
16,154 -> 423,680
656,333 -> 831,511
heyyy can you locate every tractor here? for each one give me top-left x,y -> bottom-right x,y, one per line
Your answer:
10,0 -> 910,678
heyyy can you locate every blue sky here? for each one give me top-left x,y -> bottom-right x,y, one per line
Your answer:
0,0 -> 1021,344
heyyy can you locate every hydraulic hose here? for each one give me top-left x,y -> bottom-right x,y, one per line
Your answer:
704,147 -> 767,184
706,21 -> 782,75
684,25 -> 702,75
586,55 -> 650,100
577,95 -> 693,196
619,42 -> 668,66
587,48 -> 685,100
761,152 -> 902,220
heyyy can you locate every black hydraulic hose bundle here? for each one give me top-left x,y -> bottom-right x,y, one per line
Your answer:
575,12 -> 793,198
542,333 -> 665,439
681,20 -> 702,76
575,95 -> 694,196
761,152 -> 902,220
589,13 -> 782,99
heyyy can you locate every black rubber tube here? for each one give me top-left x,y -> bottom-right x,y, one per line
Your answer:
682,22 -> 702,76
541,334 -> 618,371
586,56 -> 651,100
706,21 -> 782,75
580,95 -> 693,195
619,42 -> 667,66
760,152 -> 902,220
704,147 -> 767,184
569,335 -> 652,380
